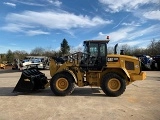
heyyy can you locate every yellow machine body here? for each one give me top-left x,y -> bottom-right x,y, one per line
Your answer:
49,54 -> 146,88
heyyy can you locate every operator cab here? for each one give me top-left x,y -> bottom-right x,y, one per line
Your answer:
80,40 -> 109,71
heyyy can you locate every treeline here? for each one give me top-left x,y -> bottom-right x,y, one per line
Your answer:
0,39 -> 160,63
108,39 -> 160,56
0,39 -> 71,63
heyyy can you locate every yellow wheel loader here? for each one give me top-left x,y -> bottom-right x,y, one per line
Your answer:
0,63 -> 5,69
13,38 -> 146,97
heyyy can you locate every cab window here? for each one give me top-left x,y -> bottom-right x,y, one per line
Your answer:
89,43 -> 98,56
100,44 -> 106,56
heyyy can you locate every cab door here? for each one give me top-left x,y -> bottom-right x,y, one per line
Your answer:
98,43 -> 107,69
88,43 -> 107,70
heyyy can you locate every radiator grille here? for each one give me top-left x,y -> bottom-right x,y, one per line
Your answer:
125,61 -> 134,70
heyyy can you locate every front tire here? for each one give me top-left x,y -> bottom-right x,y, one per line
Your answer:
101,73 -> 126,97
50,73 -> 75,96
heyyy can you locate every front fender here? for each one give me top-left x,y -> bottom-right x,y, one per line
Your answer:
53,70 -> 78,84
65,70 -> 78,83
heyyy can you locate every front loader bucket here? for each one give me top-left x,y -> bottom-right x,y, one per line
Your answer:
13,69 -> 48,92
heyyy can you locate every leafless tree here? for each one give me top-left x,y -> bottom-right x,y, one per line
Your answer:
30,47 -> 45,56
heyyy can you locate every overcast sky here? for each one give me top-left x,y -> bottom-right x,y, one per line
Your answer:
0,0 -> 160,53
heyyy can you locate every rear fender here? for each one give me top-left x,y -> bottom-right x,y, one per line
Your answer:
105,67 -> 130,79
121,67 -> 130,79
103,68 -> 131,83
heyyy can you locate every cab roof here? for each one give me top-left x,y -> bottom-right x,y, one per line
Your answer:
83,40 -> 110,44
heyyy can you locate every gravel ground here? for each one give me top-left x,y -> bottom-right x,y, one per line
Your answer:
0,70 -> 160,120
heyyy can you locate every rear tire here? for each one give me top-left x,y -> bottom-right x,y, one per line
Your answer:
100,73 -> 126,97
50,73 -> 75,96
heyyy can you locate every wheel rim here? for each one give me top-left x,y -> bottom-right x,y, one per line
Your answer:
56,78 -> 69,91
108,78 -> 121,91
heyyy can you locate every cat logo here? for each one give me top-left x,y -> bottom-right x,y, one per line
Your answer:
107,57 -> 119,62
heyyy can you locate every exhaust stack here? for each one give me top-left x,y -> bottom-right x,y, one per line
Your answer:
114,44 -> 118,54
